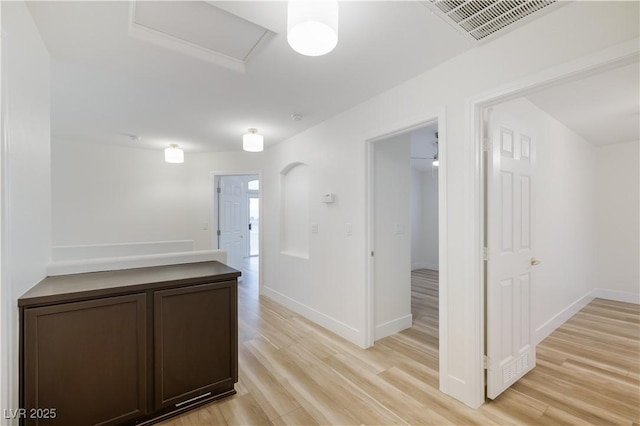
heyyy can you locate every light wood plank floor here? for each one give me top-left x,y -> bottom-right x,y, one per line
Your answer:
161,261 -> 640,425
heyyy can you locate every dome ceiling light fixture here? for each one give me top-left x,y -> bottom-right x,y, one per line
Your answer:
287,1 -> 339,57
243,128 -> 264,152
164,144 -> 184,163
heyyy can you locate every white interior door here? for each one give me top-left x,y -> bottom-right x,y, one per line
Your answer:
218,176 -> 245,270
486,108 -> 538,399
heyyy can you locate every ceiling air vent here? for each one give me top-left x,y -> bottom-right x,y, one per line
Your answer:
425,0 -> 562,43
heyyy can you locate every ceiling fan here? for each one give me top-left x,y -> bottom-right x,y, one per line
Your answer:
411,132 -> 439,167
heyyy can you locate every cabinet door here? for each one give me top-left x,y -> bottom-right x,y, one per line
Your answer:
154,281 -> 237,409
23,294 -> 147,426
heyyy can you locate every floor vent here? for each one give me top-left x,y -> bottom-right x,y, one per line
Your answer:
425,0 -> 561,43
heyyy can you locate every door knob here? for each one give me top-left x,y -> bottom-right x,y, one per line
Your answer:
530,257 -> 540,266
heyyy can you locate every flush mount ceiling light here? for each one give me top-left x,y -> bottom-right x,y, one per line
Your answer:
164,144 -> 184,163
287,1 -> 338,57
243,128 -> 264,152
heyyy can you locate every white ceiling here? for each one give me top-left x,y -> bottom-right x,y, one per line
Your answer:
25,1 -> 639,154
527,62 -> 640,146
26,1 -> 474,153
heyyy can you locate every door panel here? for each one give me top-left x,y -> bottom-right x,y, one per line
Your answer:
218,176 -> 245,270
154,282 -> 237,409
23,294 -> 147,425
487,109 -> 537,399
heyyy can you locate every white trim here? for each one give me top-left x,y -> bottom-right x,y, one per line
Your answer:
535,288 -> 640,344
470,38 -> 640,109
364,136 -> 375,347
127,1 -> 259,74
465,92 -> 486,408
0,20 -> 11,425
469,38 -> 640,408
534,291 -> 595,344
591,288 -> 640,305
375,314 -> 413,340
363,107 -> 449,392
436,109 -> 449,395
263,286 -> 364,347
46,249 -> 228,276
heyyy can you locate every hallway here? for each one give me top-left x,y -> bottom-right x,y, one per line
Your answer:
161,264 -> 639,425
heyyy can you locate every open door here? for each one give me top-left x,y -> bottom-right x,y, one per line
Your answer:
486,107 -> 538,399
218,176 -> 245,270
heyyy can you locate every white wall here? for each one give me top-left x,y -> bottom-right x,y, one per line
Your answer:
374,134 -> 411,339
411,169 -> 426,269
51,140 -> 265,252
594,141 -> 639,296
261,118 -> 365,344
1,1 -> 51,418
492,98 -> 598,342
260,1 -> 638,407
411,168 -> 439,270
44,0 -> 639,409
52,139 -> 191,246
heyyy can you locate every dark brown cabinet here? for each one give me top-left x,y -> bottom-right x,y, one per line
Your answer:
153,282 -> 237,410
24,294 -> 148,426
18,261 -> 240,425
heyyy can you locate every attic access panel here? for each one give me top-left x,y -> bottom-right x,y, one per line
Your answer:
129,1 -> 273,73
424,0 -> 564,43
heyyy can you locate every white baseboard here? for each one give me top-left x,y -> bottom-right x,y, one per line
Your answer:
535,288 -> 640,344
411,262 -> 439,271
375,314 -> 413,341
591,288 -> 640,304
535,291 -> 595,344
262,286 -> 364,347
47,249 -> 227,276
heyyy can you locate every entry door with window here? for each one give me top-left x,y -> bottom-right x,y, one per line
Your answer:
218,176 -> 245,270
248,196 -> 259,256
486,108 -> 538,399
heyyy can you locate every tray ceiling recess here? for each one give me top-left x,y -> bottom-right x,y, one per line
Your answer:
128,1 -> 274,73
423,0 -> 563,43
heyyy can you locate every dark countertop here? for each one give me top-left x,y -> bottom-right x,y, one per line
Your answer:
19,261 -> 241,308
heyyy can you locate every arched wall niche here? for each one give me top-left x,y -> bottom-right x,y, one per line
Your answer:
280,162 -> 309,258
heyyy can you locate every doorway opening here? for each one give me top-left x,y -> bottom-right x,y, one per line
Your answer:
213,173 -> 261,290
409,122 -> 441,358
473,47 -> 638,405
366,111 -> 447,387
370,121 -> 440,340
248,179 -> 260,257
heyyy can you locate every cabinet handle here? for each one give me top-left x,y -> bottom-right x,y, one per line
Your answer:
175,392 -> 212,408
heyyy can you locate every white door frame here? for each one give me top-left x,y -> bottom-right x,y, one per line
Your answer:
467,39 -> 639,406
210,171 -> 262,289
364,107 -> 449,391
